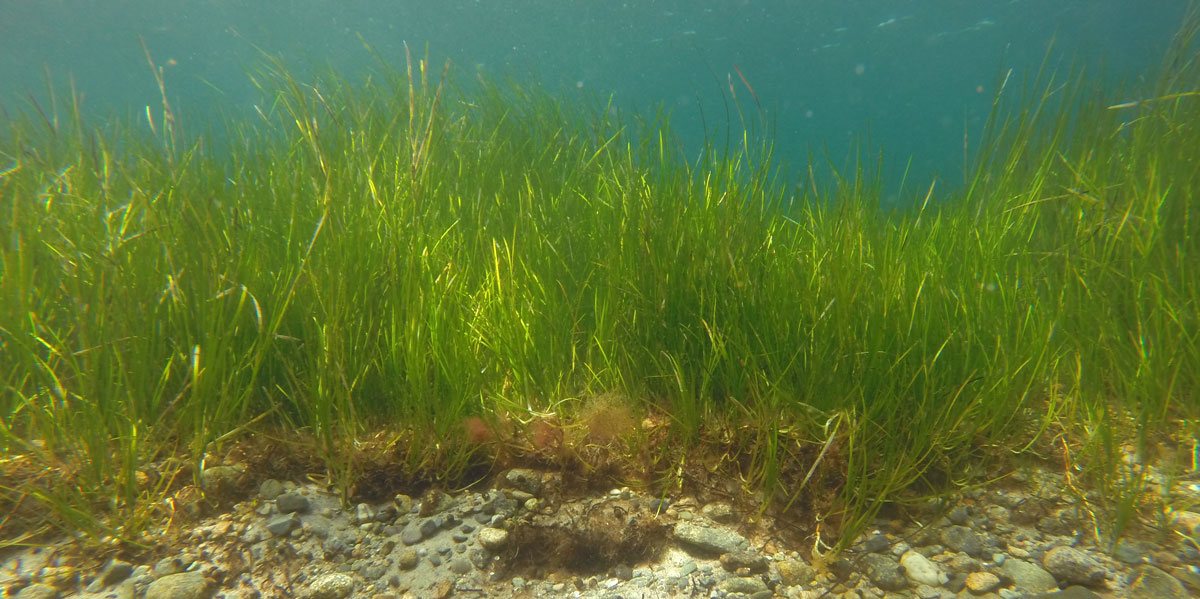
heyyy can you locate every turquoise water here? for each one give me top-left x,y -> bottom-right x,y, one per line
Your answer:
0,1 -> 1189,190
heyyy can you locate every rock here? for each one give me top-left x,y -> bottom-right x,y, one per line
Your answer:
860,553 -> 909,591
1000,558 -> 1058,593
859,533 -> 889,553
900,549 -> 948,586
504,469 -> 543,495
948,506 -> 971,525
1170,510 -> 1200,538
942,525 -> 983,557
914,584 -> 941,599
717,577 -> 767,594
275,492 -> 311,514
1043,546 -> 1105,586
672,522 -> 749,555
199,465 -> 243,491
477,526 -> 510,550
775,558 -> 816,586
965,571 -> 1002,594
397,550 -> 419,570
259,479 -> 285,499
101,560 -> 134,586
613,564 -> 633,580
266,513 -> 301,536
394,494 -> 413,514
1126,565 -> 1188,599
1016,587 -> 1101,599
307,573 -> 355,599
419,489 -> 453,516
419,517 -> 440,539
701,502 -> 736,523
14,584 -> 57,599
720,551 -> 767,573
145,572 -> 211,599
355,503 -> 375,524
448,558 -> 472,575
400,523 -> 424,545
154,557 -> 185,577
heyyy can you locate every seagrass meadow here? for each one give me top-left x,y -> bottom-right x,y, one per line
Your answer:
2,21 -> 1198,555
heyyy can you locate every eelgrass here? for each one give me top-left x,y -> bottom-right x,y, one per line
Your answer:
2,20 -> 1198,554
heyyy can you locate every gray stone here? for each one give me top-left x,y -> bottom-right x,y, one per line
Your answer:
719,551 -> 767,573
359,564 -> 386,581
700,502 -> 736,523
914,584 -> 941,599
672,521 -> 749,554
266,513 -> 301,536
504,469 -> 543,495
1043,546 -> 1104,586
307,573 -> 354,599
478,526 -> 510,550
275,492 -> 311,514
259,479 -> 285,499
942,525 -> 983,557
1126,565 -> 1188,599
859,533 -> 889,553
14,584 -> 57,599
860,553 -> 909,591
1000,558 -> 1058,593
400,523 -> 424,545
448,558 -> 473,575
1112,539 -> 1153,565
948,506 -> 971,525
419,517 -> 440,538
101,560 -> 134,586
716,577 -> 767,594
145,572 -> 211,599
154,557 -> 185,578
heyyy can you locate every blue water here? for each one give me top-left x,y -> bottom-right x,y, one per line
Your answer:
1,1 -> 1189,192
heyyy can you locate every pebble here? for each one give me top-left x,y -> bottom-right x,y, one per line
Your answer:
448,558 -> 473,575
942,525 -> 984,557
266,513 -> 300,536
719,551 -> 767,573
1000,558 -> 1058,593
1043,545 -> 1105,586
700,502 -> 736,523
145,572 -> 210,599
397,550 -> 418,570
477,526 -> 509,550
775,558 -> 814,585
1126,565 -> 1189,599
400,523 -> 424,545
14,585 -> 57,599
275,492 -> 311,514
307,573 -> 354,599
671,521 -> 749,554
259,479 -> 285,499
965,571 -> 1002,594
900,549 -> 947,586
716,577 -> 767,594
859,553 -> 909,591
504,469 -> 543,495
